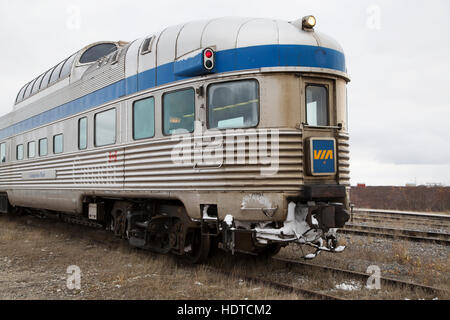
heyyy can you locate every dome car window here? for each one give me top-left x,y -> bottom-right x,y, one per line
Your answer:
80,44 -> 117,64
24,79 -> 37,99
31,73 -> 45,95
16,84 -> 28,103
40,68 -> 54,90
49,60 -> 66,85
207,80 -> 259,129
60,53 -> 76,79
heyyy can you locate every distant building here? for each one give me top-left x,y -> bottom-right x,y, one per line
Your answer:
357,183 -> 366,188
405,183 -> 416,187
425,183 -> 443,187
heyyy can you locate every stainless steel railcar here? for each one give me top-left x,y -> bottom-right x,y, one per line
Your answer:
0,16 -> 350,262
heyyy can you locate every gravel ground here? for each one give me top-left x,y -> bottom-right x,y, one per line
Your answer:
0,213 -> 306,300
1,212 -> 448,300
279,232 -> 450,291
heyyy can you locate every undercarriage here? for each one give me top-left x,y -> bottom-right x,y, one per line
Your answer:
217,201 -> 350,260
3,193 -> 350,264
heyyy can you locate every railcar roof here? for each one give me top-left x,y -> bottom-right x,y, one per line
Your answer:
13,16 -> 346,108
14,41 -> 128,106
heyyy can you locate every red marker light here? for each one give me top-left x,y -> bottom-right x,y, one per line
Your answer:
203,48 -> 215,71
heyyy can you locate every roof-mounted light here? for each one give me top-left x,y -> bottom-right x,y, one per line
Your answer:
302,15 -> 316,30
203,48 -> 215,71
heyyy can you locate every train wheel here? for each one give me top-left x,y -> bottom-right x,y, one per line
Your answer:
208,236 -> 220,258
257,243 -> 282,258
183,229 -> 210,264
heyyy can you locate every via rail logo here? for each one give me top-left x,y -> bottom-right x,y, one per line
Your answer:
311,138 -> 336,175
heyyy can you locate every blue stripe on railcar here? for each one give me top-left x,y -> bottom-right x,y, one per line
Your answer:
0,44 -> 345,140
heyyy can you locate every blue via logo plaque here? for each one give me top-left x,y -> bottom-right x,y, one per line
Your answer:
310,138 -> 336,175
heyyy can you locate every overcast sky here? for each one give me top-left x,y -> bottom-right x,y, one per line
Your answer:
0,0 -> 449,186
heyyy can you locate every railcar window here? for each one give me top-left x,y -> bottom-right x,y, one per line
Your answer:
163,89 -> 195,135
28,141 -> 36,158
0,143 -> 6,163
80,44 -> 117,64
60,53 -> 76,79
39,138 -> 48,156
40,68 -> 54,90
21,83 -> 32,100
306,85 -> 329,126
53,134 -> 63,154
24,78 -> 37,99
16,144 -> 24,161
141,37 -> 154,54
207,80 -> 259,129
49,60 -> 65,85
95,109 -> 116,146
16,84 -> 28,103
31,73 -> 45,95
133,97 -> 155,140
78,117 -> 88,150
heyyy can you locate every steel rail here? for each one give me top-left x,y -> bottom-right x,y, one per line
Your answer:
351,216 -> 450,230
353,208 -> 450,220
339,224 -> 450,246
273,257 -> 448,296
204,266 -> 344,300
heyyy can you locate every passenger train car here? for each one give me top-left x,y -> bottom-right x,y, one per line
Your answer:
0,16 -> 350,262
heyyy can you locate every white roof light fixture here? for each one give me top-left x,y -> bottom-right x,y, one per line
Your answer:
302,15 -> 316,30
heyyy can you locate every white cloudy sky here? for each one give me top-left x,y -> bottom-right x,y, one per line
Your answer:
0,0 -> 449,186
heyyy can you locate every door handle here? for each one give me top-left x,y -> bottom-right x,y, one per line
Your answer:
193,162 -> 223,170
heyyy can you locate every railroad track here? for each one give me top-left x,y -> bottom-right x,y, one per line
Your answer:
342,208 -> 450,245
352,213 -> 450,228
339,223 -> 450,245
205,266 -> 344,300
8,210 -> 448,300
352,208 -> 450,222
207,255 -> 448,300
273,257 -> 448,297
351,216 -> 450,231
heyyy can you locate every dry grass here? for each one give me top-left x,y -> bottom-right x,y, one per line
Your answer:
0,213 -> 306,300
1,213 -> 448,300
278,233 -> 450,298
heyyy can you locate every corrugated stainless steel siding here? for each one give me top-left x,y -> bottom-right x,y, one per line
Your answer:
123,130 -> 303,191
0,130 -> 304,192
337,132 -> 350,186
0,148 -> 124,189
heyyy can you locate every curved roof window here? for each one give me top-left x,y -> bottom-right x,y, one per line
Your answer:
24,78 -> 38,99
16,83 -> 29,103
49,60 -> 66,85
40,68 -> 54,90
79,43 -> 117,64
60,53 -> 76,79
31,73 -> 45,95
